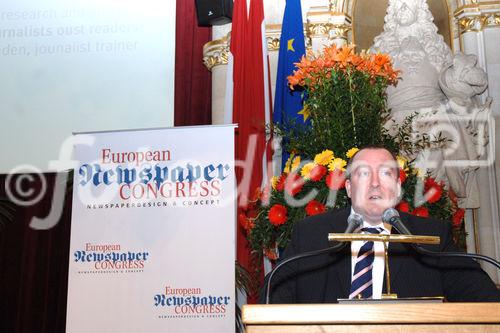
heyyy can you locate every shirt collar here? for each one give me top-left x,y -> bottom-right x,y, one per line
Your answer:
350,207 -> 391,233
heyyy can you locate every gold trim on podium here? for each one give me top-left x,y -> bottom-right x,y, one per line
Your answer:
328,233 -> 440,244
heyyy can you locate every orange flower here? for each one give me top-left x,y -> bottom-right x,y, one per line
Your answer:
269,204 -> 288,226
287,74 -> 300,88
305,200 -> 326,216
264,247 -> 279,261
374,53 -> 390,67
287,44 -> 399,89
333,46 -> 354,68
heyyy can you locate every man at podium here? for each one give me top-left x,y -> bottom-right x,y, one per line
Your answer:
264,146 -> 500,303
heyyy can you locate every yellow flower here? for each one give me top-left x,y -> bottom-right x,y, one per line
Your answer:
283,154 -> 294,173
291,155 -> 301,172
397,156 -> 409,173
345,147 -> 359,159
328,158 -> 347,172
300,162 -> 316,179
413,167 -> 425,178
314,150 -> 334,166
271,175 -> 279,190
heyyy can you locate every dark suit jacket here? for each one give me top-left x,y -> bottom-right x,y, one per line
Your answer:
265,207 -> 500,303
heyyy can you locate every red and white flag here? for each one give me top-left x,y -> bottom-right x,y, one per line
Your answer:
225,0 -> 272,302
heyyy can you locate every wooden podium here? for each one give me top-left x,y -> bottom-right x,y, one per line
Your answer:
242,303 -> 500,333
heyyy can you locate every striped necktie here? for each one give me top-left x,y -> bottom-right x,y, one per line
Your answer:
349,227 -> 384,299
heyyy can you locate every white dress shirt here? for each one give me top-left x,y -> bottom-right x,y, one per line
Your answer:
350,209 -> 392,299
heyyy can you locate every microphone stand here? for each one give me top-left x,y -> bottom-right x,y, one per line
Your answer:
264,241 -> 347,304
383,209 -> 500,270
265,214 -> 363,304
405,239 -> 500,270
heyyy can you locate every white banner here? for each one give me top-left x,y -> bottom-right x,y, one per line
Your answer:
66,125 -> 235,333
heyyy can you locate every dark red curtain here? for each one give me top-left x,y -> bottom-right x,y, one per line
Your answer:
0,174 -> 73,333
0,1 -> 212,331
174,1 -> 212,126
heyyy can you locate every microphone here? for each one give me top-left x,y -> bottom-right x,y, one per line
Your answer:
382,208 -> 500,270
382,208 -> 412,235
264,212 -> 363,304
346,213 -> 363,234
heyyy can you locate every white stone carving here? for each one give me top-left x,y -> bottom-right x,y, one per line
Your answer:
371,0 -> 491,208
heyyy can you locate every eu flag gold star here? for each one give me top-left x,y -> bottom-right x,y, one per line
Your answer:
287,38 -> 295,52
297,105 -> 310,122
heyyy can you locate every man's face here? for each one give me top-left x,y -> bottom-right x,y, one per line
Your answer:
345,149 -> 401,224
396,2 -> 418,26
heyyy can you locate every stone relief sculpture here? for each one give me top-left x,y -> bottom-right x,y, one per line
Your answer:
370,0 -> 490,208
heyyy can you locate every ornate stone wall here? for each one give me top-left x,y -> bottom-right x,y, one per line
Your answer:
202,0 -> 500,282
453,0 -> 500,283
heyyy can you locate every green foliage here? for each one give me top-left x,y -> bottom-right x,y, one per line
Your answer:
242,45 -> 466,262
280,69 -> 398,159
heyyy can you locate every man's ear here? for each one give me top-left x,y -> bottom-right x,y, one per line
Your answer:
345,179 -> 352,198
397,180 -> 402,199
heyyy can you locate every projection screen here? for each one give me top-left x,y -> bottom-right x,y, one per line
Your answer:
0,0 -> 176,173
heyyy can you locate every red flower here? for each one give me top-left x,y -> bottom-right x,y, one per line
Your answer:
412,206 -> 429,217
268,204 -> 288,226
325,170 -> 346,190
399,168 -> 407,183
238,213 -> 254,231
275,174 -> 286,191
397,201 -> 410,213
285,173 -> 304,196
424,177 -> 443,203
305,200 -> 326,216
309,165 -> 328,181
452,208 -> 465,228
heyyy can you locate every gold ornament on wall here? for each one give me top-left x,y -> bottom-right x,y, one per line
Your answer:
458,13 -> 500,34
202,35 -> 229,71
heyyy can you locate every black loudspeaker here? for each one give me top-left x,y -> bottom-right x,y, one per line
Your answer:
195,0 -> 233,26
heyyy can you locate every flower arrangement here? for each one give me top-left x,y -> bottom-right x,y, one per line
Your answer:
243,149 -> 464,260
275,44 -> 400,156
242,45 -> 466,261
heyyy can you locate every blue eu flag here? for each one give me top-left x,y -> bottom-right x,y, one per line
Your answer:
273,0 -> 307,168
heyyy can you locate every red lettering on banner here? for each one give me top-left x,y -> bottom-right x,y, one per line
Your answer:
119,184 -> 130,199
211,180 -> 221,196
176,182 -> 185,197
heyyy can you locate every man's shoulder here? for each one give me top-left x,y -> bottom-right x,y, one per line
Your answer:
400,211 -> 449,235
295,207 -> 350,232
289,207 -> 350,250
